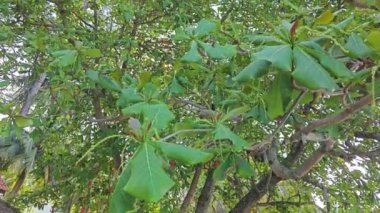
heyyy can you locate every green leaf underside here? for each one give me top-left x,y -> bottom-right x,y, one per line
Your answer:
157,142 -> 213,165
109,165 -> 136,213
125,143 -> 174,202
214,124 -> 247,150
99,75 -> 122,92
194,19 -> 216,37
117,88 -> 143,107
254,44 -> 293,71
123,103 -> 174,130
345,34 -> 374,58
51,50 -> 78,67
233,60 -> 271,82
181,41 -> 202,62
292,47 -> 338,90
201,42 -> 237,59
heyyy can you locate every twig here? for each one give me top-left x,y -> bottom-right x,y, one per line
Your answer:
76,135 -> 126,165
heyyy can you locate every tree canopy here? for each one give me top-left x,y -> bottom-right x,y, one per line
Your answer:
0,0 -> 380,212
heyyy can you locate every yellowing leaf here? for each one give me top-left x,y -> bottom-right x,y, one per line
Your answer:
315,10 -> 334,25
14,116 -> 33,127
368,30 -> 380,51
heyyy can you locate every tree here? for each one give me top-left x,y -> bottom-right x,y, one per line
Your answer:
0,0 -> 379,212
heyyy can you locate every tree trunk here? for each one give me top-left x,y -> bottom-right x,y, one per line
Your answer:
0,199 -> 19,213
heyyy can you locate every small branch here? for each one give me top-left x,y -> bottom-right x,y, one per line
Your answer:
180,165 -> 202,213
247,90 -> 306,154
73,11 -> 95,29
21,73 -> 47,116
88,115 -> 129,123
75,135 -> 126,165
220,3 -> 234,24
255,201 -> 314,207
160,129 -> 212,142
354,132 -> 380,141
300,94 -> 372,135
195,168 -> 215,213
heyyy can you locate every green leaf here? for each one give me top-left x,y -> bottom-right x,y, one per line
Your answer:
125,143 -> 174,202
220,106 -> 250,123
233,60 -> 271,83
14,116 -> 33,127
142,104 -> 174,130
86,70 -> 99,82
264,73 -> 293,119
315,10 -> 334,25
156,142 -> 213,165
368,30 -> 380,51
117,88 -> 144,107
109,164 -> 136,213
0,80 -> 10,88
201,42 -> 237,59
304,48 -> 353,79
245,34 -> 285,45
253,44 -> 293,71
51,50 -> 78,67
214,124 -> 247,150
99,75 -> 122,92
194,19 -> 216,37
213,156 -> 233,181
292,47 -> 338,90
345,34 -> 374,58
181,41 -> 202,63
122,102 -> 146,115
236,156 -> 254,178
83,48 -> 101,58
173,28 -> 191,41
168,77 -> 184,94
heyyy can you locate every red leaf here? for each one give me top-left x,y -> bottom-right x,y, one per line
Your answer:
290,20 -> 299,40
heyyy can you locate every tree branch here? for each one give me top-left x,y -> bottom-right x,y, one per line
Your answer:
20,73 -> 47,116
180,165 -> 202,213
195,168 -> 215,213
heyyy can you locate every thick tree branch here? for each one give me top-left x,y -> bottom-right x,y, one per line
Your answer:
195,168 -> 215,213
180,165 -> 202,213
268,139 -> 335,179
21,73 -> 47,116
300,94 -> 372,135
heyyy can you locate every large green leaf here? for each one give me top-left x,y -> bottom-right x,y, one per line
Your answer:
117,88 -> 144,107
109,164 -> 136,213
233,60 -> 271,83
181,41 -> 202,63
156,142 -> 213,165
168,77 -> 184,94
51,50 -> 78,67
14,116 -> 33,128
345,34 -> 374,58
201,42 -> 237,59
245,34 -> 285,45
86,70 -> 99,82
142,104 -> 174,130
194,19 -> 216,37
125,143 -> 174,202
304,47 -> 353,79
253,44 -> 293,71
99,75 -> 122,92
214,124 -> 247,150
292,47 -> 338,90
264,73 -> 293,119
122,102 -> 146,115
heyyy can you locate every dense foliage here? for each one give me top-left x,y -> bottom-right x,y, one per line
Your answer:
0,0 -> 379,212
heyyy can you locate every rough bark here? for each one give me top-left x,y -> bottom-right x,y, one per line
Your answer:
180,165 -> 202,213
195,168 -> 215,213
